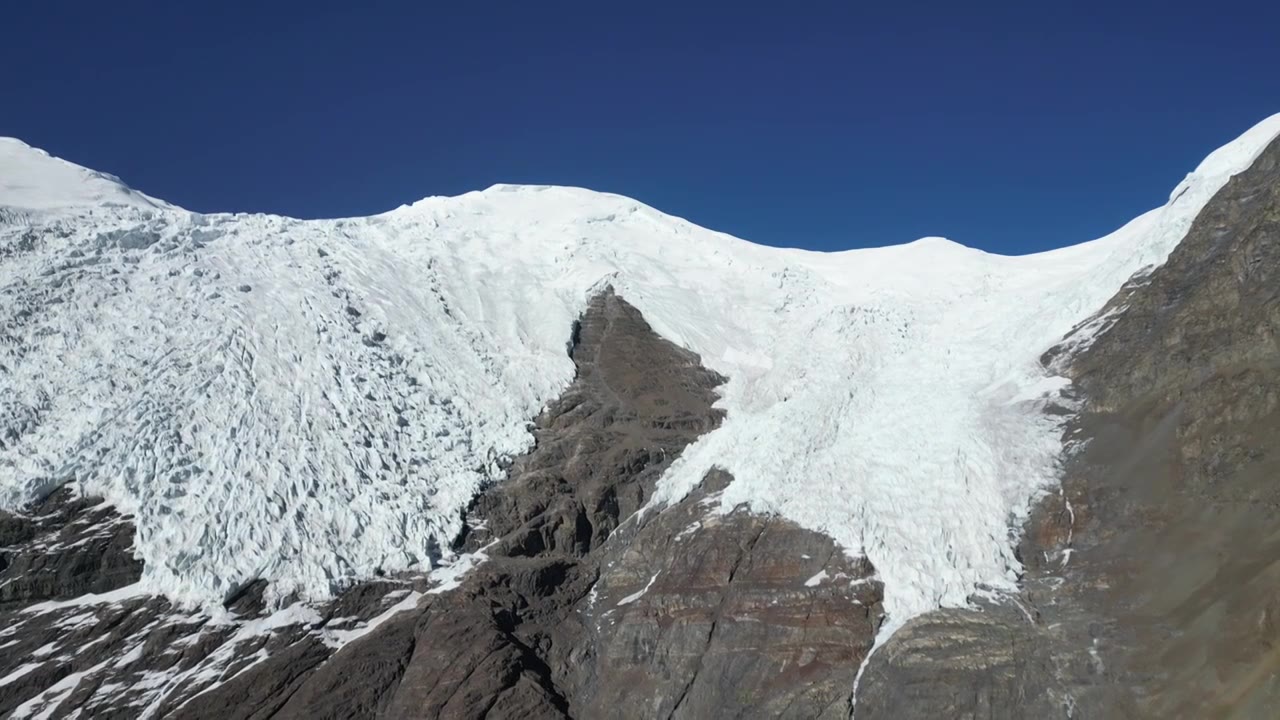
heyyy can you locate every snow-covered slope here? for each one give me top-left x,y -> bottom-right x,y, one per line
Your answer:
0,138 -> 169,213
2,116 -> 1279,632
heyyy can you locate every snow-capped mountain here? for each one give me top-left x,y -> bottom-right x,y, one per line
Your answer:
4,119 -> 1278,620
3,115 -> 1280,719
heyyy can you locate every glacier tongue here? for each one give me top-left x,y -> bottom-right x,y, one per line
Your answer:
2,115 -> 1279,628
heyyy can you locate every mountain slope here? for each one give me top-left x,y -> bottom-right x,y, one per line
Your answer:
6,117 -> 1278,624
858,116 -> 1280,719
2,116 -> 1280,718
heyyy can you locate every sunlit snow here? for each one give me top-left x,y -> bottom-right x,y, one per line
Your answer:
2,116 -> 1278,637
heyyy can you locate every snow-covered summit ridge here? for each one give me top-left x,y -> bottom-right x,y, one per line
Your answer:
2,114 -> 1279,628
0,137 -> 170,212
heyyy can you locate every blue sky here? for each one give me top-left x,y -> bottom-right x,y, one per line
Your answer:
3,2 -> 1278,253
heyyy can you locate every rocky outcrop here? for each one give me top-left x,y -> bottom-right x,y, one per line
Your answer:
569,468 -> 879,719
0,488 -> 141,608
856,134 -> 1280,718
855,601 -> 1067,719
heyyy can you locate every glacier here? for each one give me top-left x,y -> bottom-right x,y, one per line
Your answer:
2,117 -> 1279,635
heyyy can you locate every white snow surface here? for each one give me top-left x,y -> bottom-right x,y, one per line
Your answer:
2,116 -> 1278,631
0,138 -> 169,213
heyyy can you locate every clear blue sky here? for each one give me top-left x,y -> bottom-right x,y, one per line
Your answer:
4,2 -> 1278,253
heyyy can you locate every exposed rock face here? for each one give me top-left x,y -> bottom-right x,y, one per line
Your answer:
0,488 -> 141,608
856,134 -> 1280,718
571,468 -> 880,719
1042,127 -> 1280,717
855,601 -> 1066,719
0,290 -> 882,718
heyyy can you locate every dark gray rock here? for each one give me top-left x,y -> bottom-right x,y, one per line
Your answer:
0,487 -> 142,608
567,469 -> 881,720
854,602 -> 1071,720
1039,127 -> 1280,717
